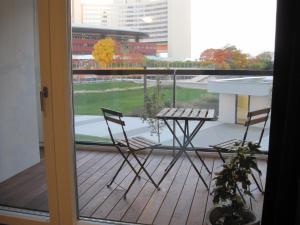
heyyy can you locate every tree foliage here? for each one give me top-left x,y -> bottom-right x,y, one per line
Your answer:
140,77 -> 170,136
200,45 -> 273,70
92,38 -> 115,67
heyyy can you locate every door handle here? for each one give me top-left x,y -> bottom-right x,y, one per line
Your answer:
40,86 -> 48,111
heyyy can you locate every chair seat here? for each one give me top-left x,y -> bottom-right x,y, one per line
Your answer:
210,139 -> 245,151
117,136 -> 160,151
210,139 -> 267,154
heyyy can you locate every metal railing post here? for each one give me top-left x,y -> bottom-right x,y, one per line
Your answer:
143,74 -> 147,110
172,70 -> 176,155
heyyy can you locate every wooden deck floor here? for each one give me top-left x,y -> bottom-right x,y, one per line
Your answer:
0,150 -> 267,225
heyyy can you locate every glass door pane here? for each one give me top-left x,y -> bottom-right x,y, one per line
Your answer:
0,0 -> 48,214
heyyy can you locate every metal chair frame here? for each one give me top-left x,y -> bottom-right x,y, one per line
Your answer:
211,107 -> 271,193
102,108 -> 160,198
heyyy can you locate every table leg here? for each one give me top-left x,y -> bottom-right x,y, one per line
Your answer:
182,149 -> 209,190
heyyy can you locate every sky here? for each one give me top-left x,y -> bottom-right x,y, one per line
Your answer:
191,0 -> 277,58
79,0 -> 277,58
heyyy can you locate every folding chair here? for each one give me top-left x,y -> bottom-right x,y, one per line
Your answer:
101,107 -> 161,198
210,107 -> 271,193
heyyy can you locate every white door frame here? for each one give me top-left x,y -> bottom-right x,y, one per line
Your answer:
0,0 -> 76,225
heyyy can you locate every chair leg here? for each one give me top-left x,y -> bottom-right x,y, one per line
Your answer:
117,146 -> 140,177
107,156 -> 127,187
123,148 -> 158,199
135,148 -> 153,179
124,169 -> 140,199
131,151 -> 159,189
251,172 -> 264,193
217,149 -> 226,163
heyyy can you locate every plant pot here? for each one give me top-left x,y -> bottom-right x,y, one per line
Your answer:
204,207 -> 260,225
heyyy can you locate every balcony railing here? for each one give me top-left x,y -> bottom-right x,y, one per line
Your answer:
72,69 -> 273,151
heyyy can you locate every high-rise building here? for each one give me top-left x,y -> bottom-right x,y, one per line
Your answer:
72,0 -> 192,60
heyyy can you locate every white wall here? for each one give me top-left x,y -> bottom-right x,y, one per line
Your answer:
0,0 -> 41,182
168,0 -> 191,60
218,94 -> 236,123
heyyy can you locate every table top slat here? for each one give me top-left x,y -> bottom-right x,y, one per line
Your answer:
206,109 -> 215,119
199,109 -> 208,118
181,108 -> 193,117
156,107 -> 216,121
156,107 -> 170,117
164,108 -> 178,117
189,109 -> 200,118
173,108 -> 185,117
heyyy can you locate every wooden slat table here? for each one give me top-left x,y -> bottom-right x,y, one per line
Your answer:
156,107 -> 217,190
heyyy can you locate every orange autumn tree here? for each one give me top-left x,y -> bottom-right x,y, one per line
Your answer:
92,38 -> 115,67
200,45 -> 248,69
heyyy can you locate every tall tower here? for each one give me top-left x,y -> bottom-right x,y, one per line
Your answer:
72,0 -> 83,24
168,0 -> 192,60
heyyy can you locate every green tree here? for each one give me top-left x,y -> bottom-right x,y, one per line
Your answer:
141,77 -> 169,136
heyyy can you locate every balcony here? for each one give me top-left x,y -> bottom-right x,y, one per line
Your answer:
0,69 -> 270,225
0,149 -> 267,225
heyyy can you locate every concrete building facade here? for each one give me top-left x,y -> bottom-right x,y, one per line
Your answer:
71,0 -> 192,60
208,77 -> 272,127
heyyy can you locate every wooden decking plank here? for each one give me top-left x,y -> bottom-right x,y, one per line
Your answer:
78,154 -> 123,196
0,167 -> 46,204
168,164 -> 200,225
186,158 -> 214,225
202,159 -> 224,224
137,157 -> 185,225
77,153 -> 119,185
77,151 -> 108,175
25,188 -> 48,210
76,150 -> 91,161
106,155 -> 166,221
77,152 -> 115,178
79,156 -> 141,216
0,150 -> 267,224
91,155 -> 160,219
103,156 -> 163,220
121,155 -> 174,223
77,151 -> 99,167
0,162 -> 44,195
152,159 -> 192,225
78,155 -> 131,209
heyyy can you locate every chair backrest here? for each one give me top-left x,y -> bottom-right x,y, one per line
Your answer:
242,107 -> 271,146
101,108 -> 129,146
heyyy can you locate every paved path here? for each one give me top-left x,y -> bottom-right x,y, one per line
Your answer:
75,115 -> 270,151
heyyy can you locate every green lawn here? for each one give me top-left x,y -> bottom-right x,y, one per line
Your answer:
73,81 -> 142,91
74,82 -> 219,116
75,134 -> 111,143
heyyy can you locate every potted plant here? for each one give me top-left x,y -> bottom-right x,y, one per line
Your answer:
205,142 -> 262,225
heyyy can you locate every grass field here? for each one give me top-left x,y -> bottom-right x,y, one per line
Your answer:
73,81 -> 219,116
75,134 -> 111,142
73,80 -> 142,91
